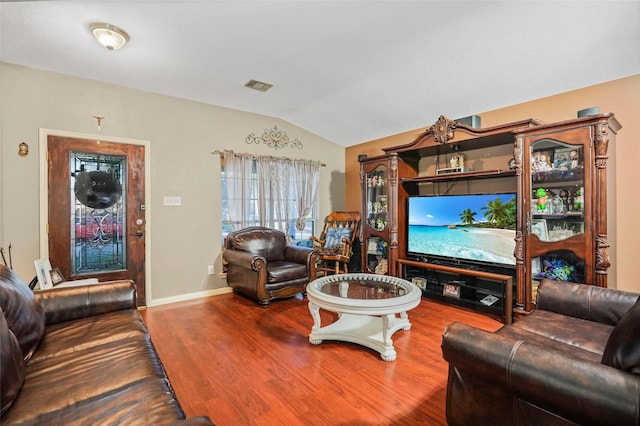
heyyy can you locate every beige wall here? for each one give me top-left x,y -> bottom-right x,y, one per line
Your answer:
346,74 -> 640,292
0,62 -> 346,304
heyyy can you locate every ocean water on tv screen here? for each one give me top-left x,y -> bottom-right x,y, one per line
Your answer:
408,225 -> 516,266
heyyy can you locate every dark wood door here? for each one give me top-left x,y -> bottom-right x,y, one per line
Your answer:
47,135 -> 147,305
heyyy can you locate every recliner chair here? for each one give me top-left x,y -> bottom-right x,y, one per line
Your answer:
223,226 -> 319,306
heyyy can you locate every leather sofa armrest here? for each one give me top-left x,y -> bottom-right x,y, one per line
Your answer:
222,249 -> 266,271
284,245 -> 317,265
442,322 -> 640,425
34,280 -> 136,325
536,279 -> 639,325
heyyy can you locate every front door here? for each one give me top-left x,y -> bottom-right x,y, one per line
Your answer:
47,135 -> 147,306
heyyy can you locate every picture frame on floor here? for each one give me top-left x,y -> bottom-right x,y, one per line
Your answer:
33,258 -> 53,290
49,268 -> 65,285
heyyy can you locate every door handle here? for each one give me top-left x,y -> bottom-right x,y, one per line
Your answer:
135,230 -> 144,237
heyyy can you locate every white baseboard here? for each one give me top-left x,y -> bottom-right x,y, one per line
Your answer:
147,286 -> 233,307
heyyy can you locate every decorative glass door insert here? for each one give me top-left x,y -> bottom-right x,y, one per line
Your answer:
70,151 -> 127,276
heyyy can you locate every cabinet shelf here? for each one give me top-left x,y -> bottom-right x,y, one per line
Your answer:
532,212 -> 583,220
400,169 -> 515,192
398,259 -> 514,324
532,179 -> 583,188
532,168 -> 584,184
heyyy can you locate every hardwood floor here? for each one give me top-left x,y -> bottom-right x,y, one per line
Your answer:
140,292 -> 501,425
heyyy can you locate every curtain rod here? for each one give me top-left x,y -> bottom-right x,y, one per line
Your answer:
211,150 -> 326,167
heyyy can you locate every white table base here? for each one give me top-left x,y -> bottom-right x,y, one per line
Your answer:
308,304 -> 411,362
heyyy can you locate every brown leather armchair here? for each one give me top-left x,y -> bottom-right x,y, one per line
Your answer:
223,226 -> 319,306
441,279 -> 640,426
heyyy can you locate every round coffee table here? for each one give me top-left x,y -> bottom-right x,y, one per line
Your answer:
306,273 -> 421,361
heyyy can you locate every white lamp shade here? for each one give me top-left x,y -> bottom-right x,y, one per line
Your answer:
91,23 -> 129,50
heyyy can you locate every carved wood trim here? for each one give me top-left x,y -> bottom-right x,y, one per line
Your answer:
594,122 -> 609,169
595,234 -> 610,271
425,115 -> 458,144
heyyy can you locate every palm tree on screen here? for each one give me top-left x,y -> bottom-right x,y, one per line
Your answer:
482,198 -> 508,227
459,208 -> 477,226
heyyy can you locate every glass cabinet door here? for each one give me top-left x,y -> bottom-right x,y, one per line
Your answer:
365,236 -> 388,274
530,139 -> 585,242
529,139 -> 586,296
364,165 -> 388,273
365,166 -> 388,232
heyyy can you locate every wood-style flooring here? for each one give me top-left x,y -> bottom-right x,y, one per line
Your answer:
140,292 -> 501,425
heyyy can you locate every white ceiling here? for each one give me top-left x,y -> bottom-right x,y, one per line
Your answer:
1,1 -> 639,147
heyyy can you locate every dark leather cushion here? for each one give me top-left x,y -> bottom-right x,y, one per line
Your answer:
231,228 -> 286,261
601,298 -> 640,373
266,261 -> 308,283
0,265 -> 45,361
0,308 -> 26,415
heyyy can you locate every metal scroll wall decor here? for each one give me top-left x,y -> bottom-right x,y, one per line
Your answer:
245,125 -> 303,150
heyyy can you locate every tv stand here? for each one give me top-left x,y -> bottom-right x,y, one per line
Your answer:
398,258 -> 513,324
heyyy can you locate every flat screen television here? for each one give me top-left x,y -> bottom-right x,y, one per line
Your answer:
407,193 -> 517,268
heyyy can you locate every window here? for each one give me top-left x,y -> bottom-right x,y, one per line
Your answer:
221,154 -> 318,245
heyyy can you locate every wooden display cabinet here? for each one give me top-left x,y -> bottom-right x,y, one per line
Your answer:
359,114 -> 620,320
359,153 -> 414,276
513,113 -> 621,313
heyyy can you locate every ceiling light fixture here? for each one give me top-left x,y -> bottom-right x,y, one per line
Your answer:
90,22 -> 129,51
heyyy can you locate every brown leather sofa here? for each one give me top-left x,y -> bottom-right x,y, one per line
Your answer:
442,279 -> 640,426
223,226 -> 319,306
0,265 -> 212,425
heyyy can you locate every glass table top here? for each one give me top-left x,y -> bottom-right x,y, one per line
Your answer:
312,274 -> 413,300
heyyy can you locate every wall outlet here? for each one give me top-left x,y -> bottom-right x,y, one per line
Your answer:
208,265 -> 215,275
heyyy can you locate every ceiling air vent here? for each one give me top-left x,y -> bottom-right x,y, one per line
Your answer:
244,79 -> 273,92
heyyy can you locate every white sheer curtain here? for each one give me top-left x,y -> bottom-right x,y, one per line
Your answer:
223,151 -> 321,241
256,156 -> 292,233
293,159 -> 320,230
223,150 -> 254,231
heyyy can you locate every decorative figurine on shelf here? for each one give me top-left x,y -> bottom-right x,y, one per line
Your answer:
540,258 -> 575,282
375,218 -> 385,231
535,188 -> 549,212
532,154 -> 553,172
573,188 -> 584,211
374,259 -> 388,275
376,239 -> 388,256
567,190 -> 575,211
570,150 -> 579,169
449,153 -> 464,169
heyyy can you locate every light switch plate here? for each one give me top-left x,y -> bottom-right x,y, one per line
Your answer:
163,196 -> 182,206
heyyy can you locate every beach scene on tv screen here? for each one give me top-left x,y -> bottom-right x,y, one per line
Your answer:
408,194 -> 517,265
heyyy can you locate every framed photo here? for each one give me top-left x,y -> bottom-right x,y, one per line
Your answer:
49,268 -> 65,285
554,147 -> 581,169
411,277 -> 427,290
443,283 -> 461,298
531,219 -> 548,241
33,258 -> 53,290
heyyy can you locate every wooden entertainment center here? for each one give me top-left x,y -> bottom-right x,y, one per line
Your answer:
359,113 -> 621,321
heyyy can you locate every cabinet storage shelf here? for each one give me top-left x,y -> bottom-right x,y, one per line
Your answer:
398,259 -> 514,324
400,169 -> 516,192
